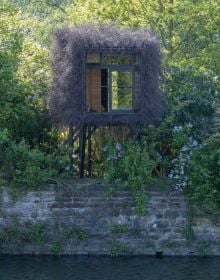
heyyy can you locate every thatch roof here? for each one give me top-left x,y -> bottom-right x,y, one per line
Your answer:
48,25 -> 164,127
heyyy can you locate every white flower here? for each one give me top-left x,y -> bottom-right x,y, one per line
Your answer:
180,145 -> 188,152
101,146 -> 108,152
186,123 -> 193,128
72,153 -> 77,159
57,144 -> 61,149
115,143 -> 122,151
192,140 -> 198,147
172,125 -> 183,132
156,152 -> 162,159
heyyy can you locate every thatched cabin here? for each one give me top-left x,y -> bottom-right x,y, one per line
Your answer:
49,25 -> 164,128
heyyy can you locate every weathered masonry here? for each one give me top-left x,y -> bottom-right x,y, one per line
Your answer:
0,181 -> 219,256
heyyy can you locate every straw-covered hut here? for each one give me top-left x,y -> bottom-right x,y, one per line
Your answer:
49,25 -> 164,128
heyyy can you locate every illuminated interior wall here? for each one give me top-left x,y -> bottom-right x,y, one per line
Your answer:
86,69 -> 102,112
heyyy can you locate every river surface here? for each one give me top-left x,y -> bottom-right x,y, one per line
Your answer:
0,256 -> 220,280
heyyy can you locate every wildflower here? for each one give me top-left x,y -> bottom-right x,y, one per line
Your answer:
180,145 -> 188,152
172,125 -> 183,132
72,153 -> 77,159
168,173 -> 173,178
115,143 -> 122,151
186,123 -> 193,128
156,152 -> 162,160
182,182 -> 187,187
191,140 -> 198,147
101,146 -> 108,152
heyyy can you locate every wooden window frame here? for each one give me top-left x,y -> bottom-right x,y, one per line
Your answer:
86,54 -> 137,113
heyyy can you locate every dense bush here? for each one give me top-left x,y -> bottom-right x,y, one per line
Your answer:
102,67 -> 219,214
155,67 -> 218,189
103,138 -> 158,214
0,130 -> 52,190
186,99 -> 220,212
0,1 -> 219,216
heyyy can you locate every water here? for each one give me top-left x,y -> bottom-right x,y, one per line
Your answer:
0,256 -> 220,280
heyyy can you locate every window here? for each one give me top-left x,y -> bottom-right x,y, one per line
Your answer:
86,52 -> 140,113
111,71 -> 132,110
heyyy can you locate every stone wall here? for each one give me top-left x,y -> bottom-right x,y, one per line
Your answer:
0,179 -> 219,256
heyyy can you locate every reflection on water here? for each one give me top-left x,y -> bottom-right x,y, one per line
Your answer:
0,256 -> 220,280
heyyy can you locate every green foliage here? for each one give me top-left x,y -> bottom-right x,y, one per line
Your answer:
0,226 -> 26,246
0,221 -> 46,250
134,187 -> 147,216
0,2 -> 52,146
103,139 -> 157,215
185,204 -> 195,245
110,239 -> 131,257
198,240 -> 209,257
186,99 -> 220,212
51,239 -> 62,254
28,221 -> 46,246
0,134 -> 53,190
63,227 -> 88,240
110,224 -> 129,234
69,0 -> 219,75
161,240 -> 176,249
155,66 -> 218,191
0,0 -> 219,215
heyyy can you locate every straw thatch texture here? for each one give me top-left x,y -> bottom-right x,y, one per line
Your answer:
48,25 -> 164,127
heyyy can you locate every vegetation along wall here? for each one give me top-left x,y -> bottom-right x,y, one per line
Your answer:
0,180 -> 219,256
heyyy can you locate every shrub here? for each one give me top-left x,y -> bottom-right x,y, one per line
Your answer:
103,139 -> 158,214
0,133 -> 54,191
184,97 -> 220,212
28,221 -> 46,246
51,239 -> 62,255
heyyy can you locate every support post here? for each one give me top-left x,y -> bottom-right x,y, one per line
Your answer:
87,126 -> 92,177
79,124 -> 86,178
68,124 -> 74,170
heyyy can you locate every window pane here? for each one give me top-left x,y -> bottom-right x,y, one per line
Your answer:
86,69 -> 109,112
112,71 -> 132,88
102,54 -> 132,64
111,71 -> 132,110
112,87 -> 132,110
87,53 -> 100,63
86,69 -> 102,112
